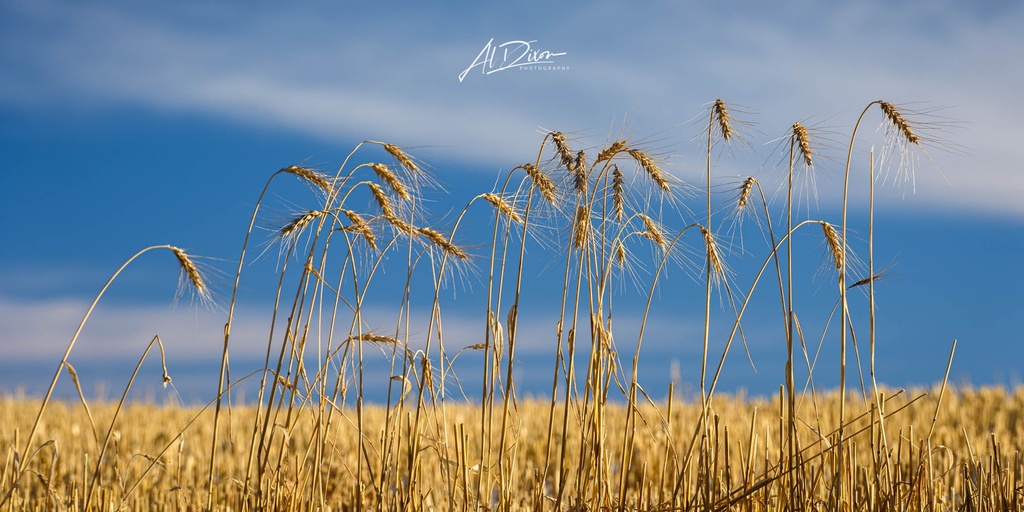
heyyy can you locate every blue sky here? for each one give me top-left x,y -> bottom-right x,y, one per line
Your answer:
1,1 -> 1022,402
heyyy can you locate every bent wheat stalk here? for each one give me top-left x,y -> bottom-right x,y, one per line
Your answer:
5,244 -> 205,509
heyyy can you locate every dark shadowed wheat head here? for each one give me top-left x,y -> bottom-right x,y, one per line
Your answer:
879,102 -> 920,145
819,221 -> 843,270
279,209 -> 325,239
572,150 -> 588,193
612,165 -> 625,222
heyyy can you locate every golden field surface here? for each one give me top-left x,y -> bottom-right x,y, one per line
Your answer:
2,387 -> 1022,510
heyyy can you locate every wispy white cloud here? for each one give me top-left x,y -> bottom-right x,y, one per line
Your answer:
1,0 -> 1021,217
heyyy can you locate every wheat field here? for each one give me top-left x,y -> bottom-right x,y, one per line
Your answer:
3,100 -> 1021,511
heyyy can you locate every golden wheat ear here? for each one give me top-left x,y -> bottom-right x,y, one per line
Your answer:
521,163 -> 557,205
612,166 -> 625,221
281,165 -> 334,194
169,246 -> 211,304
382,143 -> 419,173
792,122 -> 814,167
818,221 -> 843,271
595,140 -> 627,164
278,210 -> 325,239
627,149 -> 670,192
712,98 -> 734,142
372,163 -> 411,201
417,226 -> 468,260
482,193 -> 523,223
879,102 -> 920,145
550,131 -> 575,170
340,209 -> 378,250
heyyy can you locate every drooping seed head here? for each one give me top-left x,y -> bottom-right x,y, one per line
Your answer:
737,176 -> 756,212
792,122 -> 814,167
879,102 -> 920,145
482,193 -> 523,223
281,165 -> 334,194
713,99 -> 734,142
550,131 -> 575,170
372,163 -> 411,201
595,140 -> 627,165
384,215 -> 416,235
522,163 -> 557,204
639,214 -> 667,248
614,240 -> 626,266
383,143 -> 419,172
572,150 -> 588,194
628,148 -> 670,192
417,226 -> 468,260
169,246 -> 210,302
279,209 -> 325,238
611,165 -> 625,222
341,209 -> 377,250
819,221 -> 843,270
349,333 -> 400,344
572,205 -> 591,250
700,227 -> 724,279
368,182 -> 395,218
